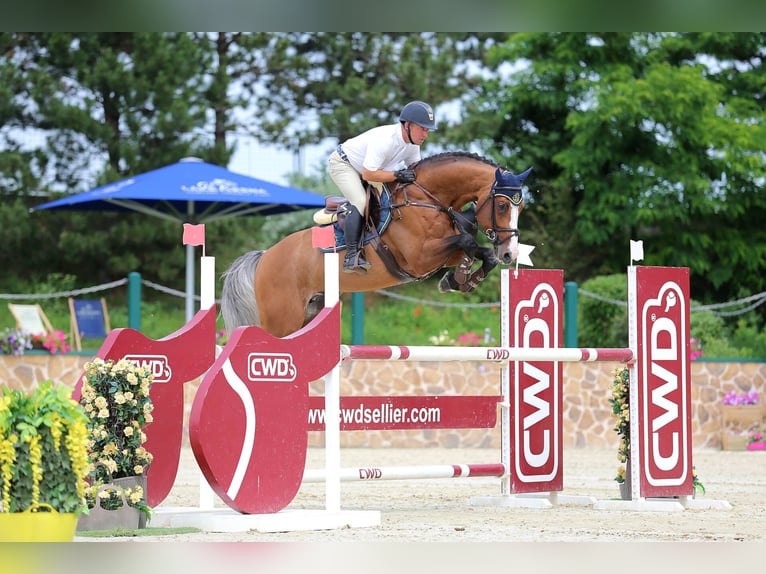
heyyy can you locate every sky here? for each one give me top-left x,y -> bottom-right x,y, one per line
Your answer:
228,135 -> 333,186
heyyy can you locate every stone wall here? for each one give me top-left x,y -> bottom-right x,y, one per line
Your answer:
2,353 -> 764,451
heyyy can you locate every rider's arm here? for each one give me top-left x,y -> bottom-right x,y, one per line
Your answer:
361,167 -> 398,183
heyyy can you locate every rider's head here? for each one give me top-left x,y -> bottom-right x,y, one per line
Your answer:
399,101 -> 436,145
399,101 -> 437,131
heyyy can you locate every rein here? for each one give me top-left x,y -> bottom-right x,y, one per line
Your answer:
391,179 -> 521,246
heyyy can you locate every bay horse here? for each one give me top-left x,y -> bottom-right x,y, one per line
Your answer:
221,151 -> 532,338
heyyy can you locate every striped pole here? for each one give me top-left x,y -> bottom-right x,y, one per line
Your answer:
342,345 -> 633,363
303,463 -> 507,483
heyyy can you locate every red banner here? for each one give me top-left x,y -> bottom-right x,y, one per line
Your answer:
633,266 -> 693,497
506,269 -> 564,493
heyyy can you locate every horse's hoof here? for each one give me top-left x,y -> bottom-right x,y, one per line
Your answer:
438,272 -> 458,293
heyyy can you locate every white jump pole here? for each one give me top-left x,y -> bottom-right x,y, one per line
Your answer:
323,252 -> 341,512
341,345 -> 633,363
198,255 -> 216,509
304,463 -> 506,483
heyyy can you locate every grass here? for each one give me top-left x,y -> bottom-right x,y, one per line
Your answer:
1,274 -> 504,350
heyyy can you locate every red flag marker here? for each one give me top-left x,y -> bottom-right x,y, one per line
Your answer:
311,225 -> 335,250
183,223 -> 206,255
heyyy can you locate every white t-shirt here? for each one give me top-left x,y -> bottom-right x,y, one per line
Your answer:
339,123 -> 421,173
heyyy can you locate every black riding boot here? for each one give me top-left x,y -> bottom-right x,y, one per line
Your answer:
342,205 -> 371,274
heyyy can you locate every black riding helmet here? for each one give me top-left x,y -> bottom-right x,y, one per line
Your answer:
399,101 -> 437,130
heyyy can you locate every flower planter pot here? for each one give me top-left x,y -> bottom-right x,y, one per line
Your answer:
747,441 -> 766,451
0,503 -> 77,542
721,405 -> 764,450
77,476 -> 147,532
618,458 -> 632,500
722,433 -> 750,451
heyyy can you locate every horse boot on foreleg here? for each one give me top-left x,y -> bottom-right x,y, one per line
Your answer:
458,247 -> 499,293
453,253 -> 475,285
441,234 -> 478,290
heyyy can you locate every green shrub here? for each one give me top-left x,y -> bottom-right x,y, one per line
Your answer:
578,274 -> 627,349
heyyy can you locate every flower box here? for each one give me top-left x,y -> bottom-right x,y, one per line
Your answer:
722,432 -> 750,451
721,404 -> 764,450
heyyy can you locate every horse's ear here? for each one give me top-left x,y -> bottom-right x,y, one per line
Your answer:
519,166 -> 533,182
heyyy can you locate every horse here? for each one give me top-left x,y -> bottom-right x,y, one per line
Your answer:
221,151 -> 532,338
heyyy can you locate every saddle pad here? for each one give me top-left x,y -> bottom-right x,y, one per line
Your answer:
319,187 -> 394,253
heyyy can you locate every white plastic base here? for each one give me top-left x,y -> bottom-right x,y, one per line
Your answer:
149,507 -> 381,533
470,492 -> 598,509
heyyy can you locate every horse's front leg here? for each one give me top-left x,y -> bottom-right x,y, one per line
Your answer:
438,245 -> 498,294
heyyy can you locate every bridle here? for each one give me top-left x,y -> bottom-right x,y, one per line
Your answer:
475,181 -> 524,246
391,175 -> 524,248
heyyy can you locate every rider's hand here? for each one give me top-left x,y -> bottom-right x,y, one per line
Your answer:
394,169 -> 416,183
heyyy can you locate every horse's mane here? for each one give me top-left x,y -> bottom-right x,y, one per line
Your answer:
412,151 -> 501,170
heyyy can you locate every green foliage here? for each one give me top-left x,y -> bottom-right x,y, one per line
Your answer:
0,32 -> 765,356
452,32 -> 766,300
347,283 -> 502,346
578,274 -> 628,349
0,381 -> 89,514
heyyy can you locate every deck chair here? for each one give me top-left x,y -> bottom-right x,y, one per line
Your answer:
8,303 -> 55,336
68,297 -> 111,351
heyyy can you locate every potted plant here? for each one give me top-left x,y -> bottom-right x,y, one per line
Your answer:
747,426 -> 766,451
0,328 -> 33,356
610,367 -> 705,498
31,329 -> 72,354
0,380 -> 90,541
721,390 -> 762,450
609,368 -> 631,499
77,357 -> 154,530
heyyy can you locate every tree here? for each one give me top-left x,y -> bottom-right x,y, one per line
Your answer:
0,33 -> 221,287
238,33 -> 507,147
450,32 -> 766,305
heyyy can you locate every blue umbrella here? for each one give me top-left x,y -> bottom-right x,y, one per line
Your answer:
31,157 -> 327,320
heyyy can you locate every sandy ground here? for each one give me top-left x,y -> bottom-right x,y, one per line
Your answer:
74,445 -> 766,544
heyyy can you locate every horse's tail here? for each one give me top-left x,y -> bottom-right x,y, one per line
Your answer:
221,250 -> 264,332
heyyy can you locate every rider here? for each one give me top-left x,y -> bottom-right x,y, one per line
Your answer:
328,100 -> 437,274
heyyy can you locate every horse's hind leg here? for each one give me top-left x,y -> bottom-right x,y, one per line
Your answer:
305,293 -> 325,326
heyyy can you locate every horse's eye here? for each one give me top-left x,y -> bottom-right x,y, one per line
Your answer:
496,201 -> 509,214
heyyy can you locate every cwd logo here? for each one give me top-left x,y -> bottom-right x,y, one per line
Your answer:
640,278 -> 689,487
358,468 -> 383,480
247,353 -> 297,382
513,281 -> 560,482
124,354 -> 172,383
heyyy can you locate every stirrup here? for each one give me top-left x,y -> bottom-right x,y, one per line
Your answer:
343,251 -> 371,275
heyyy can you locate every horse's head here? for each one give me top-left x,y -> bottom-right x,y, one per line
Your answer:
476,166 -> 532,265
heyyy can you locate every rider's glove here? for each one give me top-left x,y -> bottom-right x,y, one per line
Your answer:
393,169 -> 416,184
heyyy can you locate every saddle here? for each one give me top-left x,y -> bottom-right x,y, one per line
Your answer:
312,183 -> 480,288
312,184 -> 384,228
